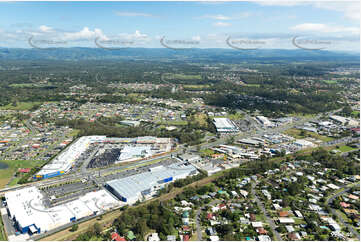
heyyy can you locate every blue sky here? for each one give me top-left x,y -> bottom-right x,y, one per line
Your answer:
0,1 -> 359,51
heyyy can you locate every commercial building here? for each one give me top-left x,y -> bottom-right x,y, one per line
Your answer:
293,139 -> 316,149
329,115 -> 358,126
178,154 -> 201,163
105,162 -> 198,204
213,118 -> 238,133
256,116 -> 274,128
238,138 -> 262,146
119,120 -> 140,127
35,136 -> 173,179
4,187 -> 120,234
35,136 -> 106,179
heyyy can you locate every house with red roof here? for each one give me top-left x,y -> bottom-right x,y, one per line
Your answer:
256,228 -> 268,235
218,204 -> 227,210
340,202 -> 350,208
111,232 -> 126,241
18,168 -> 31,173
279,211 -> 289,217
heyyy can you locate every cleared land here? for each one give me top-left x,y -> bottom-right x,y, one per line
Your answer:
322,80 -> 338,84
0,102 -> 42,111
337,145 -> 357,152
163,73 -> 202,80
183,84 -> 211,89
284,128 -> 334,142
0,160 -> 44,188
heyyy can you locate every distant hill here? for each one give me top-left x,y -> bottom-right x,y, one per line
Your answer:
0,47 -> 359,63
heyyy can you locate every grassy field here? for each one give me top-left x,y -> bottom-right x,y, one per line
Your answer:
0,160 -> 45,188
287,113 -> 317,118
284,128 -> 334,142
0,102 -> 42,111
9,83 -> 55,88
163,73 -> 202,80
200,148 -> 215,157
337,145 -> 357,152
183,84 -> 210,89
244,84 -> 261,87
66,129 -> 80,138
322,80 -> 337,84
159,120 -> 188,126
351,111 -> 360,118
214,112 -> 244,120
0,217 -> 6,241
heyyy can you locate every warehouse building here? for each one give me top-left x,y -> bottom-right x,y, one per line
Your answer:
294,139 -> 316,149
213,118 -> 238,133
4,187 -> 120,234
105,162 -> 198,204
238,138 -> 262,146
256,116 -> 274,128
329,115 -> 358,126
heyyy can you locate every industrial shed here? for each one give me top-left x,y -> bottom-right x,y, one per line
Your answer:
105,162 -> 198,204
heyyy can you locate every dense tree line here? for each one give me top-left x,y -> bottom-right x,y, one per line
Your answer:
55,118 -> 207,145
296,148 -> 359,176
113,201 -> 182,240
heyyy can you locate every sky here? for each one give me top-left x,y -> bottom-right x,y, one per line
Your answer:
0,1 -> 359,51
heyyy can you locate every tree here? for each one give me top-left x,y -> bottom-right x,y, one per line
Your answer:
94,222 -> 102,235
70,224 -> 78,232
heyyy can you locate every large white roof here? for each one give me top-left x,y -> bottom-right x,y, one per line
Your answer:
106,162 -> 197,200
37,136 -> 106,175
5,187 -> 120,233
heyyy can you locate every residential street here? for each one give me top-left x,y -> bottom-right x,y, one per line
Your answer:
326,182 -> 360,240
251,182 -> 282,241
195,199 -> 220,241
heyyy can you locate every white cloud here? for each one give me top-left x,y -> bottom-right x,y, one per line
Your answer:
62,27 -> 107,41
256,1 -> 300,7
200,12 -> 252,20
291,23 -> 359,35
256,1 -> 360,21
237,12 -> 252,18
201,14 -> 231,20
39,25 -> 53,33
116,30 -> 149,41
115,11 -> 153,17
213,22 -> 231,27
192,35 -> 201,41
313,2 -> 360,21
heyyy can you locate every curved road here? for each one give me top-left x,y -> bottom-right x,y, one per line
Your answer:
326,182 -> 360,240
